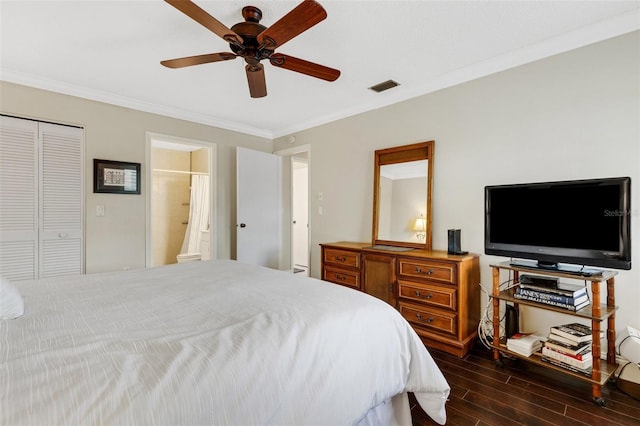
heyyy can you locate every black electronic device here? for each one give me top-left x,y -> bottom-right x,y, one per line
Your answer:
519,274 -> 559,287
505,304 -> 519,338
484,177 -> 631,271
448,229 -> 460,253
447,229 -> 468,255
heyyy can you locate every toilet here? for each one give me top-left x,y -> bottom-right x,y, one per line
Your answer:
176,252 -> 201,263
176,230 -> 210,263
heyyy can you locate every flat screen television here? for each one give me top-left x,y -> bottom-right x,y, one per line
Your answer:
484,177 -> 631,274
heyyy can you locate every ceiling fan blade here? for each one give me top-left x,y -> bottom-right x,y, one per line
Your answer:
246,64 -> 267,98
165,0 -> 243,45
269,53 -> 340,82
257,0 -> 327,50
161,52 -> 237,68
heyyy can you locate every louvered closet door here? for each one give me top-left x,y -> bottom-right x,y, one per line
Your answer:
0,116 -> 39,280
39,122 -> 84,278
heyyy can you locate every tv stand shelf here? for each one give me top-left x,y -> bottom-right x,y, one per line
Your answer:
504,260 -> 616,281
495,288 -> 617,320
490,261 -> 618,405
490,344 -> 617,386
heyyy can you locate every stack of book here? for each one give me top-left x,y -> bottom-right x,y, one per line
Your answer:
514,275 -> 590,311
507,333 -> 545,357
541,323 -> 593,375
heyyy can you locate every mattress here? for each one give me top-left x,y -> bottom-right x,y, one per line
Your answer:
0,260 -> 450,425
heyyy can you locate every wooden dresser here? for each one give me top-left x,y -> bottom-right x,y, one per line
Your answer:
320,242 -> 480,357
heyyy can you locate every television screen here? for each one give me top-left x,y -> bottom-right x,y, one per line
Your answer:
485,177 -> 631,272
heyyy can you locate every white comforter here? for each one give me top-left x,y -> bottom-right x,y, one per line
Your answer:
0,260 -> 449,425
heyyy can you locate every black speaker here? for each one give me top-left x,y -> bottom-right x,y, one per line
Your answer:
447,229 -> 467,255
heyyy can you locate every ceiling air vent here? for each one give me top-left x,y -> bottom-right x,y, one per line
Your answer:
368,80 -> 400,93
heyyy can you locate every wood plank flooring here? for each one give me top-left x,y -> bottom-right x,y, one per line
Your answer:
410,344 -> 639,425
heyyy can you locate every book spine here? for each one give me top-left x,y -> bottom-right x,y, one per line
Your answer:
517,283 -> 584,297
544,340 -> 591,355
546,345 -> 590,361
553,323 -> 592,335
550,326 -> 592,343
547,332 -> 585,346
541,356 -> 592,376
516,288 -> 583,304
542,347 -> 592,367
507,346 -> 535,357
513,293 -> 579,310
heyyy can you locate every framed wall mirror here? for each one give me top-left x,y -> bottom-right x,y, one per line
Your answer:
372,141 -> 434,250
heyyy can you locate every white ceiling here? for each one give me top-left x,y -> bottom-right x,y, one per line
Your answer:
1,1 -> 638,139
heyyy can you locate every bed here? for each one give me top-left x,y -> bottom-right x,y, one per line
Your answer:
0,260 -> 450,425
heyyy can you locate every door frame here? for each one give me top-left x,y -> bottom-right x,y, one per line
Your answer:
145,132 -> 217,267
274,144 -> 311,273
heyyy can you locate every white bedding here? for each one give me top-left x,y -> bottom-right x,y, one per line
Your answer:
0,260 -> 449,425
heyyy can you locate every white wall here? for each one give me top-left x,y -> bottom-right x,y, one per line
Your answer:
0,82 -> 273,273
274,32 -> 640,334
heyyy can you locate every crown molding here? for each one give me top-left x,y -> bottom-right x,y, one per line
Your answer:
0,69 -> 274,139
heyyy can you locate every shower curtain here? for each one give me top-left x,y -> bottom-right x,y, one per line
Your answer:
180,175 -> 210,255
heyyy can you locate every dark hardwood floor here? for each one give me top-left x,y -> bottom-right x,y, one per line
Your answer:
410,344 -> 640,425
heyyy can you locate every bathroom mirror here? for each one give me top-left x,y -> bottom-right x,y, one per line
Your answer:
372,141 -> 434,250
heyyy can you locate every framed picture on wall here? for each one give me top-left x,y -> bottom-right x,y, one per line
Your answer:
93,159 -> 140,194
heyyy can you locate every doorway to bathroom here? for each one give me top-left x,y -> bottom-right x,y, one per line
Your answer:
145,132 -> 216,267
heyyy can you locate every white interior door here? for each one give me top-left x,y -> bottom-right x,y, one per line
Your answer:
236,147 -> 281,269
0,116 -> 39,280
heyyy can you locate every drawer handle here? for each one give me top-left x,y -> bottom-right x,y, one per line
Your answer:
335,256 -> 347,262
415,267 -> 434,275
335,274 -> 347,281
415,313 -> 434,323
415,291 -> 433,299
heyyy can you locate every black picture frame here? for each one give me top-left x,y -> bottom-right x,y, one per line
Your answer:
93,159 -> 141,194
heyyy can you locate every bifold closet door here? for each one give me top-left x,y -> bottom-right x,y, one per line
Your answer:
0,116 -> 83,280
39,122 -> 84,278
0,116 -> 39,280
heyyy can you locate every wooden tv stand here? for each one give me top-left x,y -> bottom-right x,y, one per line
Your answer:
490,261 -> 618,405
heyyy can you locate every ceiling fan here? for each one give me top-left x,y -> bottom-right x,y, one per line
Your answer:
161,0 -> 341,98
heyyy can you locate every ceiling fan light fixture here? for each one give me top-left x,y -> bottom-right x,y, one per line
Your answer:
369,80 -> 400,93
161,0 -> 340,98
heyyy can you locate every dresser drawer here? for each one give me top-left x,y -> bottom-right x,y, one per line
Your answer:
323,265 -> 360,289
323,248 -> 361,269
398,258 -> 457,284
399,302 -> 457,336
398,280 -> 457,311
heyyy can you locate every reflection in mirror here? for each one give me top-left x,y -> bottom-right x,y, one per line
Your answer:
372,141 -> 434,250
377,160 -> 428,243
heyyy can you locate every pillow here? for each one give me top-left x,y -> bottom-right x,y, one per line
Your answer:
0,276 -> 24,319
